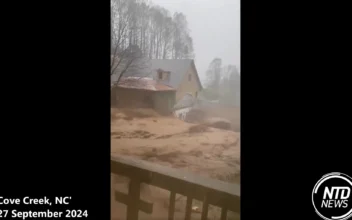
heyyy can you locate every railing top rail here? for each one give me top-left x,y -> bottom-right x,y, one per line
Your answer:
111,155 -> 240,213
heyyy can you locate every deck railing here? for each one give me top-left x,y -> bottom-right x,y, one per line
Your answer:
111,155 -> 240,220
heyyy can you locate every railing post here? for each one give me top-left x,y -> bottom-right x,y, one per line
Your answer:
127,179 -> 141,220
168,192 -> 176,220
220,207 -> 228,220
201,194 -> 209,220
185,196 -> 193,220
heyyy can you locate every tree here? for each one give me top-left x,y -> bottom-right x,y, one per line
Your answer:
161,16 -> 174,59
111,0 -> 147,84
205,58 -> 222,90
219,65 -> 240,106
111,0 -> 195,84
111,0 -> 132,76
172,12 -> 193,59
202,59 -> 240,106
201,58 -> 222,100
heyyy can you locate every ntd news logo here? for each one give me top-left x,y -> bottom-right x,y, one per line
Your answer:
312,172 -> 352,220
322,187 -> 350,208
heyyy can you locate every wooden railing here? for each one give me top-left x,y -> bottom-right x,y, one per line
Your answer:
111,155 -> 240,220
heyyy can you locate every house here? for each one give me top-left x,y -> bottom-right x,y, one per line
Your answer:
111,58 -> 202,115
111,77 -> 176,115
150,59 -> 202,102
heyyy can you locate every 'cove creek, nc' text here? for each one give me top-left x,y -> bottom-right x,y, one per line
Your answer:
0,197 -> 72,206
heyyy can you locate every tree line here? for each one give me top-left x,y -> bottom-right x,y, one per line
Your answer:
201,58 -> 240,106
111,0 -> 195,78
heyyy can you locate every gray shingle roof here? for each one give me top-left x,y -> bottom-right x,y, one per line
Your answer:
150,59 -> 193,89
111,58 -> 202,90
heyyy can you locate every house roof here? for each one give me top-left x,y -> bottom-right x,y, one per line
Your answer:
115,77 -> 175,92
111,58 -> 202,90
151,59 -> 203,90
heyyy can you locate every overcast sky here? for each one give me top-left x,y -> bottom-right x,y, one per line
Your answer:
151,0 -> 240,81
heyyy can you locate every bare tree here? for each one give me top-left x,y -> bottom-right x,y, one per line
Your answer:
111,0 -> 149,85
111,0 -> 195,85
172,12 -> 193,59
206,58 -> 222,90
219,65 -> 240,106
111,0 -> 131,75
162,16 -> 174,59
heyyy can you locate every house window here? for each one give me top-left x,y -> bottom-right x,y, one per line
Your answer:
188,74 -> 192,81
158,71 -> 162,80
